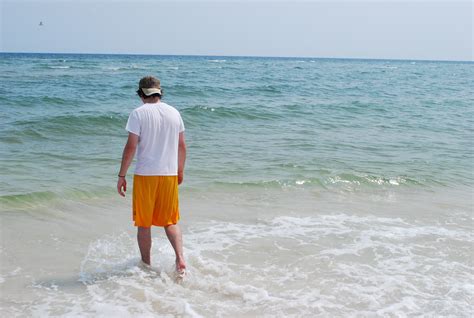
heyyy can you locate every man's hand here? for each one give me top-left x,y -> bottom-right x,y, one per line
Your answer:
178,171 -> 184,185
117,177 -> 127,197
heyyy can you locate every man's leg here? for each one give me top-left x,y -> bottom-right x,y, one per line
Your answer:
164,224 -> 186,271
137,226 -> 152,265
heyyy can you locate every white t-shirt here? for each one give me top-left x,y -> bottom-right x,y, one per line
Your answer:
125,102 -> 185,176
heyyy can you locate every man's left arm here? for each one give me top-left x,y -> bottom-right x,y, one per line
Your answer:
117,133 -> 139,197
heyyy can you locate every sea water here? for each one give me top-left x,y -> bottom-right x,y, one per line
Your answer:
0,53 -> 473,316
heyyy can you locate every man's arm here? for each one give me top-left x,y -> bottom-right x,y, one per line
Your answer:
117,133 -> 139,197
178,132 -> 186,185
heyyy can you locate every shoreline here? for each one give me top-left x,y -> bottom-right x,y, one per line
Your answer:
1,182 -> 472,212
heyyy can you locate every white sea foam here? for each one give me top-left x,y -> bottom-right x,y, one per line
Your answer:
9,208 -> 470,317
0,267 -> 22,285
104,66 -> 120,71
102,65 -> 144,71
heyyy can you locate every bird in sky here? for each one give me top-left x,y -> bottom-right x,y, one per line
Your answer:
39,21 -> 43,26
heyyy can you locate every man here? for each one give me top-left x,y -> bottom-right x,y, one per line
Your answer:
117,76 -> 187,276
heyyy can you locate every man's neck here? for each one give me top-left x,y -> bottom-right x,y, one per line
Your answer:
144,98 -> 161,104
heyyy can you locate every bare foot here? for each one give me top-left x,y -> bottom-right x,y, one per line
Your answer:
138,260 -> 151,270
176,258 -> 186,271
176,258 -> 187,278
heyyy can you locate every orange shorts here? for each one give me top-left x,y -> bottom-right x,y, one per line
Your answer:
132,175 -> 180,227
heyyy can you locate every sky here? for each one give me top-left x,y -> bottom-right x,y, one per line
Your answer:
0,0 -> 472,61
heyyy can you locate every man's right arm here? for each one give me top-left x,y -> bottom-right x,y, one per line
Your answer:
117,132 -> 139,197
178,132 -> 186,185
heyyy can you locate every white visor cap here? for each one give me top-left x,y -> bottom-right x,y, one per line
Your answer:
141,87 -> 162,96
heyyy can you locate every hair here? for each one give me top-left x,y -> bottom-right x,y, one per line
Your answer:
137,76 -> 163,99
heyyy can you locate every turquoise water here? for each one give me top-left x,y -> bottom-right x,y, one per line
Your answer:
1,53 -> 473,316
0,53 -> 473,201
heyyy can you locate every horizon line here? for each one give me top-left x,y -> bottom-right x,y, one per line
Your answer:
1,51 -> 472,64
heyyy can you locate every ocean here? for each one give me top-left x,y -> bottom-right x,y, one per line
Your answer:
0,53 -> 472,317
